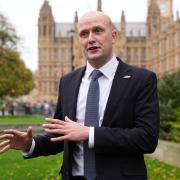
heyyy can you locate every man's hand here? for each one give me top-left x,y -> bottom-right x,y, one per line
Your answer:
0,127 -> 33,154
43,116 -> 89,142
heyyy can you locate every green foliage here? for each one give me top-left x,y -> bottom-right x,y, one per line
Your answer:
0,13 -> 19,49
159,121 -> 180,143
158,71 -> 180,142
0,48 -> 35,98
158,71 -> 180,122
0,13 -> 35,98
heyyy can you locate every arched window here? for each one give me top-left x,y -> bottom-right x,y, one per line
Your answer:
141,48 -> 146,61
43,25 -> 46,36
127,48 -> 131,62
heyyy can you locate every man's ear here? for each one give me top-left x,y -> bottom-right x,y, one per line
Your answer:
112,30 -> 118,44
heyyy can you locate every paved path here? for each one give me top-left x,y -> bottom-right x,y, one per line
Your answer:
0,124 -> 44,135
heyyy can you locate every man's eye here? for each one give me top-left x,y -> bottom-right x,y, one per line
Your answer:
94,28 -> 103,33
80,32 -> 88,38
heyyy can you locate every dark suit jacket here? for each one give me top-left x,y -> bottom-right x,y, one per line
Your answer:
30,58 -> 160,180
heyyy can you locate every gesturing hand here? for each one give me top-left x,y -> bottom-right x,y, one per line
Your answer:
43,116 -> 89,142
0,127 -> 33,154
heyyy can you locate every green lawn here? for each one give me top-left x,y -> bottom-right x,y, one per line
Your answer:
0,150 -> 62,180
0,115 -> 45,124
145,156 -> 180,179
0,151 -> 180,180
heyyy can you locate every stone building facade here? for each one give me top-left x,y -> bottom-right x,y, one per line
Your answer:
35,0 -> 180,103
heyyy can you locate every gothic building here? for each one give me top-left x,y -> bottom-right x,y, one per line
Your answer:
35,0 -> 180,103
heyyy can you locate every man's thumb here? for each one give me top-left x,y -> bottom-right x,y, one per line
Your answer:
27,126 -> 33,137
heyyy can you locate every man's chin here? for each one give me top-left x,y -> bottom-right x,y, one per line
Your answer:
87,54 -> 101,61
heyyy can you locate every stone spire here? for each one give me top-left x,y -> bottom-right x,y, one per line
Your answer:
147,0 -> 161,36
40,0 -> 53,17
38,0 -> 54,39
97,0 -> 102,11
148,0 -> 160,15
74,10 -> 78,23
177,11 -> 180,21
121,10 -> 125,23
74,11 -> 78,32
120,10 -> 126,35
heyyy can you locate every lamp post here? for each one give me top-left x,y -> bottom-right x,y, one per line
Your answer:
67,29 -> 75,71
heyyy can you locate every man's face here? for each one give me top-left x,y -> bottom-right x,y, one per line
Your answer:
78,12 -> 117,67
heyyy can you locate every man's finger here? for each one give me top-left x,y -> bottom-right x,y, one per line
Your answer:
45,118 -> 64,125
42,123 -> 62,129
0,140 -> 10,147
50,135 -> 69,142
0,134 -> 14,140
4,129 -> 23,136
27,127 -> 32,137
0,144 -> 10,154
44,128 -> 66,134
65,116 -> 73,122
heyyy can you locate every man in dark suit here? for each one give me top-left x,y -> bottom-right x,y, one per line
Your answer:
0,11 -> 160,180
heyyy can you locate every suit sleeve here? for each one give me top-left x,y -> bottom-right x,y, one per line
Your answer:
29,78 -> 64,158
94,72 -> 160,154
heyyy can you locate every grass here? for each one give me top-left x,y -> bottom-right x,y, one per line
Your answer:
0,150 -> 62,180
0,115 -> 45,124
145,156 -> 180,179
0,151 -> 180,180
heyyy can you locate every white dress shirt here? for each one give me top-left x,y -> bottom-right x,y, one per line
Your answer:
72,56 -> 118,176
22,56 -> 119,176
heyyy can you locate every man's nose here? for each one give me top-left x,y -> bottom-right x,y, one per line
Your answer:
88,32 -> 95,43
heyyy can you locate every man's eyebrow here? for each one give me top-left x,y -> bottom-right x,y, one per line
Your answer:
93,26 -> 105,29
79,29 -> 88,34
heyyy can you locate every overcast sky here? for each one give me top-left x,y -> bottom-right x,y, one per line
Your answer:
0,0 -> 180,71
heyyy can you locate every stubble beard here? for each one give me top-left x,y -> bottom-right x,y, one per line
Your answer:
87,53 -> 110,69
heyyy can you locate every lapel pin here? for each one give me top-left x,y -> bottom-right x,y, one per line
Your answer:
122,75 -> 131,79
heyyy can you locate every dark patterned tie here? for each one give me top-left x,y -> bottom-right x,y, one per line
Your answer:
84,69 -> 103,180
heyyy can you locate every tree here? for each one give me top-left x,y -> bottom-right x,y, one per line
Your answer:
158,71 -> 180,142
0,13 -> 19,49
0,48 -> 35,98
0,13 -> 34,98
158,71 -> 180,122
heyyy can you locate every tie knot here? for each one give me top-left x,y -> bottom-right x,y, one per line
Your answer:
91,70 -> 103,80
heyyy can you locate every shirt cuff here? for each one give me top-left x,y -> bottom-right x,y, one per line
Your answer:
22,139 -> 35,157
88,127 -> 94,149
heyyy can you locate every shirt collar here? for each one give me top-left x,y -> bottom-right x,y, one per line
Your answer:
85,55 -> 119,80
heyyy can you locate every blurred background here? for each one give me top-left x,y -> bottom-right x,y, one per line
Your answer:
0,0 -> 180,179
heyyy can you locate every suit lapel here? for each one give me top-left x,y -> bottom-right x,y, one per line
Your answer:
102,59 -> 132,126
66,67 -> 86,120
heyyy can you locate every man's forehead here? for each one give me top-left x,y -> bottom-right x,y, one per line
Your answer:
78,11 -> 110,24
79,19 -> 106,27
78,14 -> 109,29
78,21 -> 106,33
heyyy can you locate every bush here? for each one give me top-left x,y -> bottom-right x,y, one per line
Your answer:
158,71 -> 180,142
158,71 -> 180,123
160,121 -> 180,142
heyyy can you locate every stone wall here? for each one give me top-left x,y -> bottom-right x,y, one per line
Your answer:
0,124 -> 44,135
149,140 -> 180,168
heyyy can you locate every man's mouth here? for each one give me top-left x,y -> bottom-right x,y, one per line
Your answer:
87,46 -> 99,51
